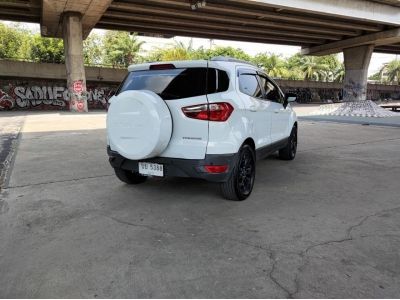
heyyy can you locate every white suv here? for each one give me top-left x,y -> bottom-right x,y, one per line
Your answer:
107,57 -> 297,200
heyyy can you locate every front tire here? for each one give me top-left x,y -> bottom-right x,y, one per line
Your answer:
279,125 -> 297,160
220,144 -> 256,201
114,167 -> 147,184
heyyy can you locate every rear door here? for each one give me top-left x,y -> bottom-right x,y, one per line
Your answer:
259,75 -> 290,142
237,68 -> 272,149
116,61 -> 209,159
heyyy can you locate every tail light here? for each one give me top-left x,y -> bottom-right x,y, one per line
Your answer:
182,102 -> 234,122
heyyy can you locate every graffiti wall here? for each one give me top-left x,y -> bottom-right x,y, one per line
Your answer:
0,79 -> 118,111
1,77 -> 400,110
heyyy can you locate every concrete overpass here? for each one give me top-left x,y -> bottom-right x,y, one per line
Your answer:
1,0 -> 400,111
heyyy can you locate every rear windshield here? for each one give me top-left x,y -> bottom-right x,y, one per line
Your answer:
116,67 -> 229,100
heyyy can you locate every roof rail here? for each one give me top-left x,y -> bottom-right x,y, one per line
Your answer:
210,56 -> 257,67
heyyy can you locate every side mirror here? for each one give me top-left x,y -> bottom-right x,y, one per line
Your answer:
285,92 -> 297,103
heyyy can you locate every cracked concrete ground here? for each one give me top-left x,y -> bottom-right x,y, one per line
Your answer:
0,112 -> 399,298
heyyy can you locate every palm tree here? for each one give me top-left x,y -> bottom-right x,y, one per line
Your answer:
103,31 -> 144,67
253,53 -> 286,78
385,59 -> 400,84
266,54 -> 286,78
158,39 -> 194,61
299,56 -> 329,81
285,54 -> 305,80
173,39 -> 193,52
333,63 -> 345,82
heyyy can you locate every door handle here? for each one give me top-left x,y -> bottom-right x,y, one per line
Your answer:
274,109 -> 280,114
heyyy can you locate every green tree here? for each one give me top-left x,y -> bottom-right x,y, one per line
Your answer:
368,70 -> 383,82
173,39 -> 194,52
333,63 -> 345,82
143,48 -> 164,62
83,33 -> 103,65
204,46 -> 251,61
295,55 -> 329,81
384,59 -> 400,84
103,31 -> 144,67
0,23 -> 27,59
252,53 -> 286,78
29,35 -> 65,63
284,54 -> 305,80
318,54 -> 342,81
284,53 -> 344,81
153,39 -> 195,61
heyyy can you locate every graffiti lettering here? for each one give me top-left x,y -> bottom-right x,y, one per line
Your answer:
14,86 -> 68,108
88,89 -> 105,102
0,80 -> 118,111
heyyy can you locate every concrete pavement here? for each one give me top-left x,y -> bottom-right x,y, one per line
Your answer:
299,114 -> 400,127
0,112 -> 399,298
0,113 -> 24,188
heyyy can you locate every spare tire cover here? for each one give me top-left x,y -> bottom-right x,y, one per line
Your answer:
107,90 -> 172,160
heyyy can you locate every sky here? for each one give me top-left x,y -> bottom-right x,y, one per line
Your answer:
2,21 -> 398,76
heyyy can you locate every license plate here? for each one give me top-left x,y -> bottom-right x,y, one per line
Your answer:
138,162 -> 164,177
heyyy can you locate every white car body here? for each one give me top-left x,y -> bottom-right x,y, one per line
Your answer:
107,57 -> 298,200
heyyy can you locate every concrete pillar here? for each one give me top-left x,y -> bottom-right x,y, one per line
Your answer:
62,12 -> 88,112
343,45 -> 374,101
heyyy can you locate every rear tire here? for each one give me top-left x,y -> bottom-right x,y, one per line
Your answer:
114,167 -> 147,184
279,125 -> 297,160
220,144 -> 256,201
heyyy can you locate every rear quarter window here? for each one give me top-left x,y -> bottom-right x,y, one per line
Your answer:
207,68 -> 230,94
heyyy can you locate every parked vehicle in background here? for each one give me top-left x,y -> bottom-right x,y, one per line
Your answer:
107,57 -> 297,200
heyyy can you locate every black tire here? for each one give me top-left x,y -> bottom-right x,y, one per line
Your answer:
114,167 -> 147,184
279,125 -> 297,160
220,144 -> 256,201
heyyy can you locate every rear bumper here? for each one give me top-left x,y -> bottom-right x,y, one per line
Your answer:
107,146 -> 237,182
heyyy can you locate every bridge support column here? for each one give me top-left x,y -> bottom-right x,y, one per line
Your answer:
62,12 -> 88,112
343,45 -> 374,101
